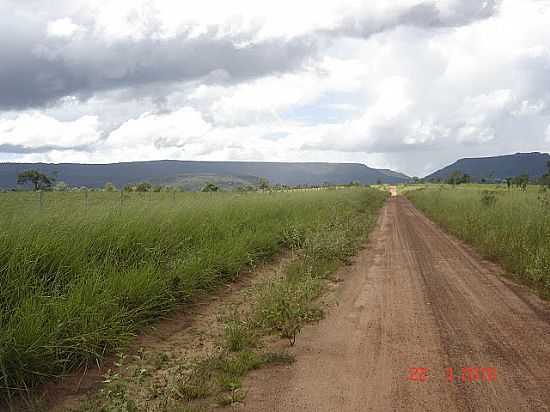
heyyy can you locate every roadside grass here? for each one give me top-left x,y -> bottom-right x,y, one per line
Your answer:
174,198 -> 384,408
0,188 -> 387,405
64,187 -> 387,411
407,185 -> 550,295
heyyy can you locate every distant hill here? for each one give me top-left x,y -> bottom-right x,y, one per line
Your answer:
424,152 -> 550,182
376,169 -> 410,180
0,160 -> 410,190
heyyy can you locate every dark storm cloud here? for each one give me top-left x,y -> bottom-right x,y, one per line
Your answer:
0,0 -> 500,111
0,24 -> 317,110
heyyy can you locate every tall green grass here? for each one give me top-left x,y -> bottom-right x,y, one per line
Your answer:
0,189 -> 386,400
407,186 -> 550,292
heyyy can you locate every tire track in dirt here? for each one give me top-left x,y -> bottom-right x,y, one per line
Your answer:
240,196 -> 550,411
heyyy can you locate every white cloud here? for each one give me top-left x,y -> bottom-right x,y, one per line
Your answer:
47,18 -> 84,38
513,100 -> 546,117
106,107 -> 211,149
0,112 -> 100,149
189,56 -> 367,126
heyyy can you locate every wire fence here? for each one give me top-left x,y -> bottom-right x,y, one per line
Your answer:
0,186 -> 357,215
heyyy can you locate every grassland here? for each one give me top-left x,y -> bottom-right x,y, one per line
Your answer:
406,185 -> 550,294
0,188 -> 387,403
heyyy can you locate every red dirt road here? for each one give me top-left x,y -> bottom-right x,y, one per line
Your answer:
241,196 -> 550,411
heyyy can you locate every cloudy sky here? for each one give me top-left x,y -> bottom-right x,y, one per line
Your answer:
1,0 -> 550,176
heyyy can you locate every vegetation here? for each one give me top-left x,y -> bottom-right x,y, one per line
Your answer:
16,170 -> 54,191
0,188 -> 387,403
258,177 -> 271,191
104,182 -> 117,192
71,186 -> 386,410
539,160 -> 550,189
407,185 -> 550,294
512,174 -> 529,191
201,182 -> 219,192
135,181 -> 153,192
445,171 -> 471,185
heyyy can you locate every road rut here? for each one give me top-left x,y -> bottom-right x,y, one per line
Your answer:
241,196 -> 550,411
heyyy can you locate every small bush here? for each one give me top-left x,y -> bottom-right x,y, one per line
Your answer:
223,319 -> 257,352
254,277 -> 323,346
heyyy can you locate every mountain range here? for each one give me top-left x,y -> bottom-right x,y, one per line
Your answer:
424,152 -> 550,182
0,160 -> 411,190
4,152 -> 549,190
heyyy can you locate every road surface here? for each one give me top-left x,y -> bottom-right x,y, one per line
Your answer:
242,196 -> 550,411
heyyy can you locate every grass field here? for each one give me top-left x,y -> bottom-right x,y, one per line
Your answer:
407,185 -> 550,294
0,188 -> 387,402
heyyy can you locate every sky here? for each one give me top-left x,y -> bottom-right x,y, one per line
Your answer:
1,0 -> 550,177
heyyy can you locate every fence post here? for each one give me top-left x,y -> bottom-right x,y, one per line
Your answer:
39,191 -> 44,210
173,190 -> 176,203
85,190 -> 89,210
120,190 -> 123,207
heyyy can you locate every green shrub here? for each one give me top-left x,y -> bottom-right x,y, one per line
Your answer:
223,319 -> 257,352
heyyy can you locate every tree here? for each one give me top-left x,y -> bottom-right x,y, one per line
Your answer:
104,182 -> 117,192
123,184 -> 134,192
447,171 -> 463,185
505,177 -> 512,190
202,182 -> 219,192
135,182 -> 152,192
540,161 -> 550,188
236,184 -> 256,192
513,174 -> 529,191
446,171 -> 471,186
16,170 -> 54,191
258,177 -> 271,190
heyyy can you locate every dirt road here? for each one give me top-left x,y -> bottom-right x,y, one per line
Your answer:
242,196 -> 550,411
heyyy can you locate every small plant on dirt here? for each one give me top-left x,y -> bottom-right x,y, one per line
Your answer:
216,384 -> 246,407
99,370 -> 138,412
174,359 -> 217,401
152,352 -> 170,370
172,349 -> 294,408
254,277 -> 322,346
223,318 -> 257,352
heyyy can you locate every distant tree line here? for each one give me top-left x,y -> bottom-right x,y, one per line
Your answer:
11,170 -> 372,193
418,162 -> 550,192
